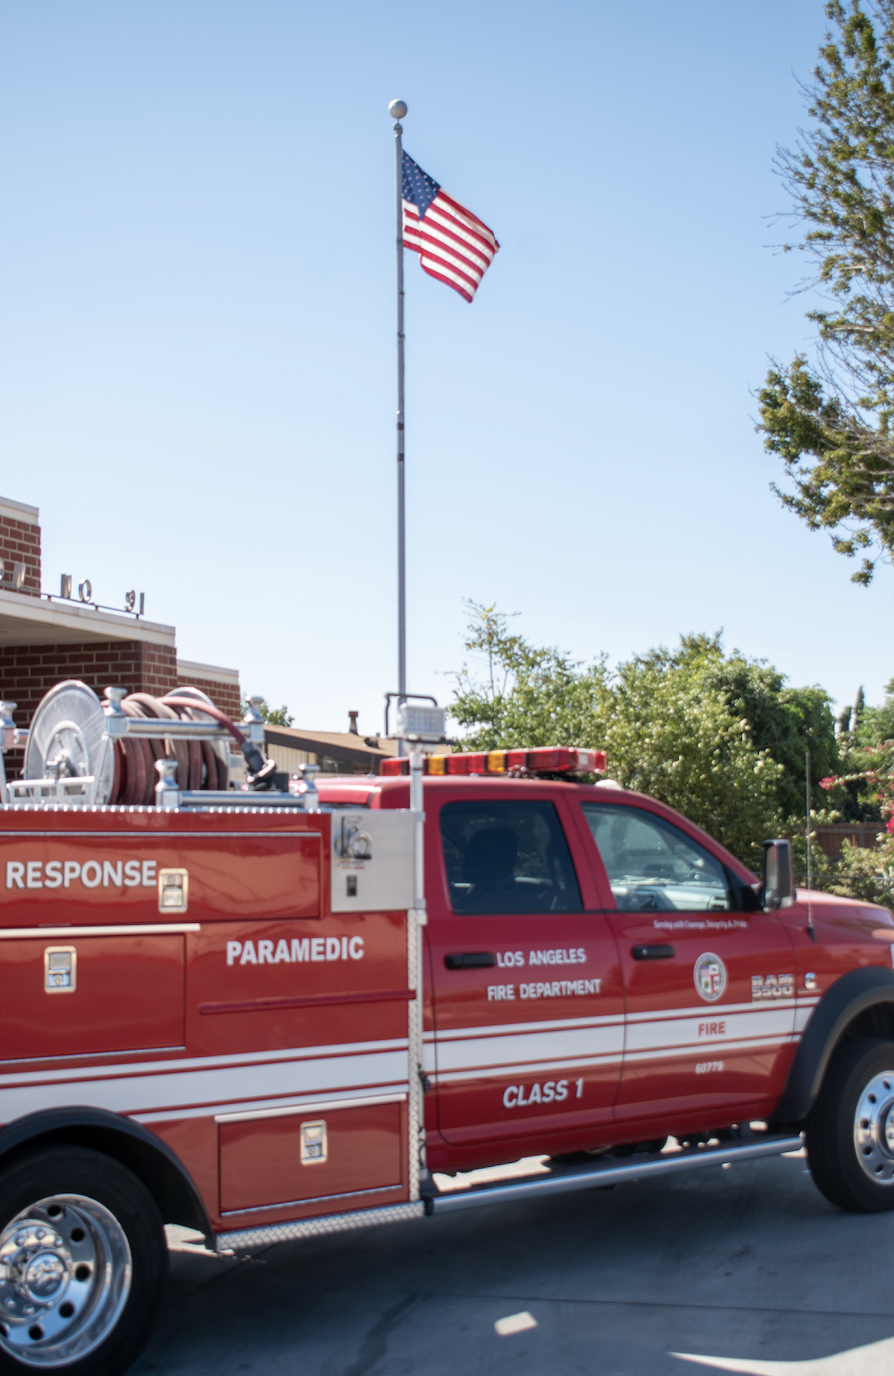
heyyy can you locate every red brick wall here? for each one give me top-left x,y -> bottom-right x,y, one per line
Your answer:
0,640 -> 178,723
137,643 -> 179,699
0,514 -> 40,594
0,642 -> 240,725
176,675 -> 242,721
0,641 -> 241,792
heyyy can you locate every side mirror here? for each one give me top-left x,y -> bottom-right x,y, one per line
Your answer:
760,839 -> 794,910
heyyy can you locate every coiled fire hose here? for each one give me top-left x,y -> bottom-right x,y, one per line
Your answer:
100,688 -> 272,805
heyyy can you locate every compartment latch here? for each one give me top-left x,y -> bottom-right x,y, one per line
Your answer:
300,1121 -> 327,1164
44,946 -> 76,993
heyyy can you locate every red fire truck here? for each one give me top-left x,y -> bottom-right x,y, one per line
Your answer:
0,682 -> 892,1376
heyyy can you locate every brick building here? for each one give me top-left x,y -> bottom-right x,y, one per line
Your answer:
0,494 -> 240,728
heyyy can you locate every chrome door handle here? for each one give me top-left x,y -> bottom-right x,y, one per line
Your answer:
631,944 -> 675,960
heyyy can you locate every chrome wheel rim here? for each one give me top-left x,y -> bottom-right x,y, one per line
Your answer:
854,1071 -> 894,1185
0,1194 -> 131,1367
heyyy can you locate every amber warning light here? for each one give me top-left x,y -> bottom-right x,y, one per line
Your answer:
381,746 -> 608,778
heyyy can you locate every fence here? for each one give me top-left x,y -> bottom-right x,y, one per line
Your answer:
813,823 -> 886,860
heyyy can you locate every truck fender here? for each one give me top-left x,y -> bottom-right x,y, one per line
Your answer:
0,1106 -> 213,1243
772,966 -> 894,1124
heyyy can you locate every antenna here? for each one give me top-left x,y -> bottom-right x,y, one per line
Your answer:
806,747 -> 816,941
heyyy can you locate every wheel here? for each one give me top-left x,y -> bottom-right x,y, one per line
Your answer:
806,1037 -> 894,1212
0,1146 -> 167,1375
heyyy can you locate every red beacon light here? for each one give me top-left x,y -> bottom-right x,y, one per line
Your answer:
381,746 -> 607,778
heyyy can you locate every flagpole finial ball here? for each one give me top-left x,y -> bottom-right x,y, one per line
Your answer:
389,100 -> 408,120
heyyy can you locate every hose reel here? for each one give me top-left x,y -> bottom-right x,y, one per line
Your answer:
17,680 -> 253,806
23,682 -> 117,803
102,686 -> 232,805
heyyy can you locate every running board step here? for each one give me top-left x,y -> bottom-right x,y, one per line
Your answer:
428,1134 -> 803,1215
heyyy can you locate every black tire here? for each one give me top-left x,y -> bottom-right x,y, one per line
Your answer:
0,1146 -> 167,1376
807,1037 -> 894,1212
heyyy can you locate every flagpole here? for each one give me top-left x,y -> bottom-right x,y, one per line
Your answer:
390,99 -> 408,756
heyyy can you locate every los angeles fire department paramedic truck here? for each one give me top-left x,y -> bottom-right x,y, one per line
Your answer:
0,680 -> 892,1376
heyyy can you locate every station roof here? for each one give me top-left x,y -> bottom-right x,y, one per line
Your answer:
0,586 -> 176,648
263,724 -> 398,770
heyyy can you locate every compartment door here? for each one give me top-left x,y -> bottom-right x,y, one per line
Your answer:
0,932 -> 186,1060
218,1100 -> 405,1215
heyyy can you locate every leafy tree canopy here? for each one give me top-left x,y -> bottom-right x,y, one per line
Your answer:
758,1 -> 894,583
858,673 -> 894,742
450,604 -> 838,864
819,674 -> 894,820
240,697 -> 294,727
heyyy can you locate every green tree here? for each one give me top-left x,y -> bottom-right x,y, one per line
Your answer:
582,640 -> 787,864
693,643 -> 839,818
240,696 -> 294,727
805,675 -> 894,905
450,603 -> 608,750
859,674 -> 894,742
451,605 -> 839,865
830,835 -> 894,903
819,675 -> 894,820
758,1 -> 894,584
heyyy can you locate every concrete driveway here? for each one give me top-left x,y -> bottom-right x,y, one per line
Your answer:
132,1148 -> 894,1375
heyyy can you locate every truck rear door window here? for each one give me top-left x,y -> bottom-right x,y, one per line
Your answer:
581,803 -> 730,912
440,800 -> 582,914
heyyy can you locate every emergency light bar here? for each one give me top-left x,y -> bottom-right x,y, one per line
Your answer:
381,746 -> 607,778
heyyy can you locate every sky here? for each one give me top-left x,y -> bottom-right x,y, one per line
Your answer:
0,0 -> 889,738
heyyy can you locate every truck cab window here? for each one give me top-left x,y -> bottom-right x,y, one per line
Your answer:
581,803 -> 730,912
440,800 -> 582,914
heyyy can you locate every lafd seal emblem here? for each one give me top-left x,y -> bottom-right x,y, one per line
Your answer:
694,951 -> 727,1002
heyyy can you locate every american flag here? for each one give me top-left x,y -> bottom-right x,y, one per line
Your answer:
402,152 -> 499,303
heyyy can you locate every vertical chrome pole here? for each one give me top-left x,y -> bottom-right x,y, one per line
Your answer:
390,99 -> 408,758
410,744 -> 426,918
390,100 -> 425,1199
0,702 -> 16,807
408,742 -> 428,1194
